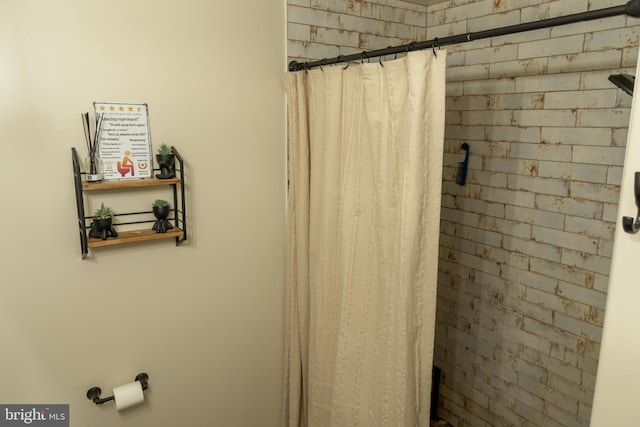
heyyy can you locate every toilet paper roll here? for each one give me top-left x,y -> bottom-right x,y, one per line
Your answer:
113,381 -> 144,411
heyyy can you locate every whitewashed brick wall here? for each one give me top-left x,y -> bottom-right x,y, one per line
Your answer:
286,0 -> 639,426
431,0 -> 640,426
287,0 -> 428,64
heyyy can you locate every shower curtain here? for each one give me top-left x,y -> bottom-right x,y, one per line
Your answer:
282,50 -> 447,427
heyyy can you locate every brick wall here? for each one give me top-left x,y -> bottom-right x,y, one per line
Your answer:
287,0 -> 428,64
286,0 -> 639,425
431,0 -> 640,425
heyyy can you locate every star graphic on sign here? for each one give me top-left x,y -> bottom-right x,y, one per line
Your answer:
137,107 -> 141,112
128,106 -> 134,112
99,105 -> 105,111
119,106 -> 124,112
109,105 -> 115,111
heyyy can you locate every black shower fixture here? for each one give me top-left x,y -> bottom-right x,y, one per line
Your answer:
456,143 -> 470,186
609,74 -> 635,96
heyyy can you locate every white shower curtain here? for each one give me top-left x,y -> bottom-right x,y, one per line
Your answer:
282,50 -> 447,427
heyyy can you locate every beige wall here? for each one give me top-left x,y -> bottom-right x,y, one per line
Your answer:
0,1 -> 286,426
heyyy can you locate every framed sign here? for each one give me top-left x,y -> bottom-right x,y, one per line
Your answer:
94,102 -> 153,180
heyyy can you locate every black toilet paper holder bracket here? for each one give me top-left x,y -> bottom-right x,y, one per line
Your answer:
87,372 -> 149,405
622,171 -> 640,234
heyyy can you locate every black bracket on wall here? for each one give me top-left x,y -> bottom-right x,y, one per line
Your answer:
622,171 -> 640,234
456,143 -> 470,186
609,74 -> 635,96
86,373 -> 149,405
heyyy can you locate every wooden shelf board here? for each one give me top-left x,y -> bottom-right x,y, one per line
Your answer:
87,228 -> 184,248
82,178 -> 180,191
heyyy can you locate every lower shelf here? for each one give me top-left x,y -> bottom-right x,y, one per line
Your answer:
87,228 -> 184,248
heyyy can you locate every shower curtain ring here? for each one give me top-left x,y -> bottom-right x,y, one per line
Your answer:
337,55 -> 346,69
361,52 -> 366,64
433,38 -> 439,57
386,46 -> 398,60
320,58 -> 327,71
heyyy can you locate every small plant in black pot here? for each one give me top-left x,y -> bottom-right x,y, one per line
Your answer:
152,199 -> 173,233
89,203 -> 118,240
155,143 -> 175,179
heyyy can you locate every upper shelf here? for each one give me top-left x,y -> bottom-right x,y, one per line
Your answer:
82,177 -> 181,191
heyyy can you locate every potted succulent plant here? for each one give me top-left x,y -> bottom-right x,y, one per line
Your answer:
155,143 -> 175,179
152,199 -> 173,233
89,203 -> 118,240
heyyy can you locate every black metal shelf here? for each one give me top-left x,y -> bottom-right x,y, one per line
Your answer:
71,146 -> 187,259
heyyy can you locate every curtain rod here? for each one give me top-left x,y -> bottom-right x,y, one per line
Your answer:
288,0 -> 640,72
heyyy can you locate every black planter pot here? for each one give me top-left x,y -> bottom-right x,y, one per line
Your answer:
89,217 -> 118,240
152,206 -> 174,233
156,153 -> 175,179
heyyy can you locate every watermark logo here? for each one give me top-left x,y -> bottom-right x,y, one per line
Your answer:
0,405 -> 68,426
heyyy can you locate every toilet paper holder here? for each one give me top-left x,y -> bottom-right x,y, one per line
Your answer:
87,372 -> 149,405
